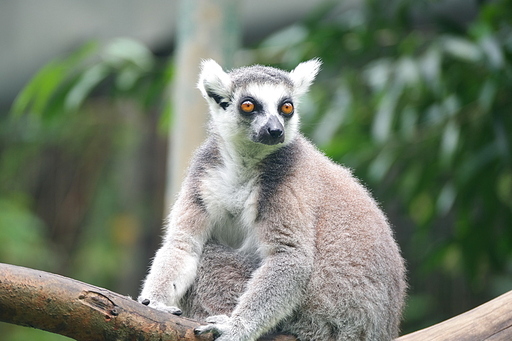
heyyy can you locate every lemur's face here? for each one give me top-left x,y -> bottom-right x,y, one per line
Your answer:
198,59 -> 321,148
230,82 -> 297,146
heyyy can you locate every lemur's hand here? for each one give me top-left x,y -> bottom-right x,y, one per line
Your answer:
195,315 -> 248,341
138,298 -> 182,316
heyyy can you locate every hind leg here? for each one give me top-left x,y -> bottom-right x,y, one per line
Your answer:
180,242 -> 258,321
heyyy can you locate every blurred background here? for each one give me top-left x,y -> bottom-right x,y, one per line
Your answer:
1,0 -> 511,340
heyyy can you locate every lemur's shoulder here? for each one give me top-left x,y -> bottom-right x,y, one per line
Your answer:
189,137 -> 221,175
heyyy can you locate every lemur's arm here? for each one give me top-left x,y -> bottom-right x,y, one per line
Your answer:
138,184 -> 209,314
195,207 -> 315,340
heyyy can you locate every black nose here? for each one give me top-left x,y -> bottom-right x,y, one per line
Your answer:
257,115 -> 285,145
268,126 -> 283,138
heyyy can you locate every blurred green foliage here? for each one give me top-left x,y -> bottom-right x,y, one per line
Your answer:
1,0 -> 512,339
0,38 -> 172,339
11,38 -> 173,124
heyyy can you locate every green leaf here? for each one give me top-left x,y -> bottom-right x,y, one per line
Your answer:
478,79 -> 497,112
441,36 -> 483,62
102,38 -> 154,71
11,61 -> 67,116
496,171 -> 512,208
364,59 -> 393,93
10,41 -> 99,118
436,182 -> 456,216
312,84 -> 351,146
371,84 -> 401,143
478,34 -> 504,69
261,25 -> 309,48
65,64 -> 109,111
439,120 -> 460,167
419,46 -> 442,91
395,56 -> 420,87
368,149 -> 395,182
399,106 -> 418,141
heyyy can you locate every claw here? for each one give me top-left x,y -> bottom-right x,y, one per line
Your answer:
140,300 -> 182,316
171,308 -> 183,316
158,305 -> 182,315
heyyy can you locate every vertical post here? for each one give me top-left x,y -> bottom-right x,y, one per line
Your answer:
165,0 -> 240,212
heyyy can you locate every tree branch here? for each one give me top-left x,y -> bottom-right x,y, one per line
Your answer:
2,262 -> 511,341
396,290 -> 512,341
0,263 -> 211,340
0,263 -> 295,341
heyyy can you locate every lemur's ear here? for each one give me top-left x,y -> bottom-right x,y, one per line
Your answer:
198,59 -> 232,109
289,58 -> 321,96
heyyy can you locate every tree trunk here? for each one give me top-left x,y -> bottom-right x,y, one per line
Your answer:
166,0 -> 240,212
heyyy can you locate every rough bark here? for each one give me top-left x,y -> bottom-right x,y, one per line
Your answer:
0,263 -> 213,340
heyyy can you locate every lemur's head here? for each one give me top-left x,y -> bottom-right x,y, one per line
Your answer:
198,59 -> 321,148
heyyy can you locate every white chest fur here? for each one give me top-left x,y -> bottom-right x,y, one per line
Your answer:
200,157 -> 261,252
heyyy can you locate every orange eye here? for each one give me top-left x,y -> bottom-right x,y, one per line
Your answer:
281,102 -> 294,115
240,100 -> 255,113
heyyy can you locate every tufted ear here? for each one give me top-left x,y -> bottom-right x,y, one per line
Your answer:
289,58 -> 322,96
197,59 -> 232,109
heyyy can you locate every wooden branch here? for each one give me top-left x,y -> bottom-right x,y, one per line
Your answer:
0,263 -> 211,340
3,262 -> 511,341
0,263 -> 295,341
396,290 -> 512,341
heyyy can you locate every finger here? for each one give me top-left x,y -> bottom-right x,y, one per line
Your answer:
168,307 -> 182,316
194,324 -> 219,336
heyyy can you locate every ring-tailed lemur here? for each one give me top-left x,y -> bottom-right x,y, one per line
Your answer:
139,59 -> 406,341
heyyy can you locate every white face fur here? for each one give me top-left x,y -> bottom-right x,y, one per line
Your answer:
197,59 -> 321,156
